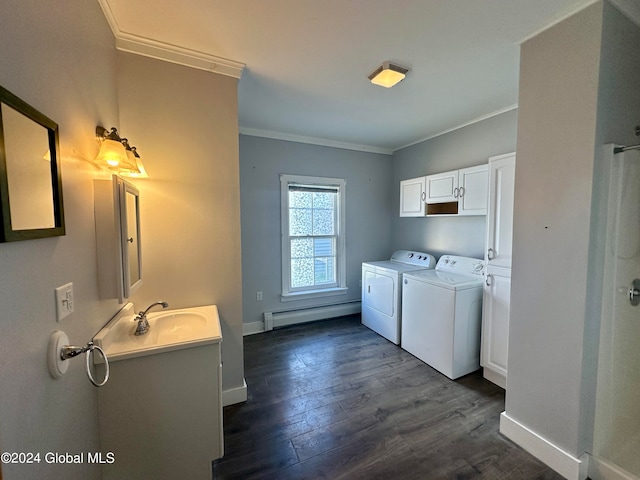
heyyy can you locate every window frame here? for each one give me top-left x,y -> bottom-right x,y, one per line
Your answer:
280,174 -> 347,301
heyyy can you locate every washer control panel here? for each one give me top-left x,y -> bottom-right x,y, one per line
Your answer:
436,255 -> 485,276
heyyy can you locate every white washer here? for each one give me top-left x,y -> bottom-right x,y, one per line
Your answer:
362,250 -> 436,345
401,255 -> 485,379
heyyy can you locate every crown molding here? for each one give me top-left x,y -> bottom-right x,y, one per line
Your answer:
97,0 -> 245,78
395,104 -> 519,151
239,128 -> 394,155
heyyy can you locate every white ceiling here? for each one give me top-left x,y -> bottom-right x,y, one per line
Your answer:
99,0 -> 634,153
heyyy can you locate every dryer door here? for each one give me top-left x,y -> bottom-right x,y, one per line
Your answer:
363,269 -> 396,317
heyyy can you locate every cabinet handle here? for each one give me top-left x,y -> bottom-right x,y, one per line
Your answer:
127,237 -> 134,243
487,247 -> 495,260
421,191 -> 426,202
458,186 -> 465,197
485,273 -> 493,287
453,187 -> 459,198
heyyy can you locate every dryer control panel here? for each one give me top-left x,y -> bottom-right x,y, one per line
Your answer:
390,250 -> 436,268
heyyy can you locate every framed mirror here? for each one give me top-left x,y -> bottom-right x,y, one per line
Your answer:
0,86 -> 65,242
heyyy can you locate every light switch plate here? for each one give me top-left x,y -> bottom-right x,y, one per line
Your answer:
55,283 -> 74,322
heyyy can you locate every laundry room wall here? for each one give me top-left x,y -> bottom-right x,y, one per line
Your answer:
239,135 -> 393,330
391,109 -> 518,260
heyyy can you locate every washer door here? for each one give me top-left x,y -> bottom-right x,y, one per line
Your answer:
363,269 -> 395,317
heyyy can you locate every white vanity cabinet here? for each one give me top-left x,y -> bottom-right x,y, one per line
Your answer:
399,176 -> 426,217
94,175 -> 142,302
425,164 -> 488,216
97,310 -> 223,480
481,152 -> 516,389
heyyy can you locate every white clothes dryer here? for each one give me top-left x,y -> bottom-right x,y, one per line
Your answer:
401,255 -> 485,379
361,250 -> 436,345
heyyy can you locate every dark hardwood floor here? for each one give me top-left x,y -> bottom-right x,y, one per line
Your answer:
213,315 -> 563,479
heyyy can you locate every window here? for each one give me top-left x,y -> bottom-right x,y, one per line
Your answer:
280,174 -> 347,300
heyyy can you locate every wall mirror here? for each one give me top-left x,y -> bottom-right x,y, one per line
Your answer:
0,86 -> 65,242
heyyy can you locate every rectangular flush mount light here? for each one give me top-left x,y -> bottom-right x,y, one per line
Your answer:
368,61 -> 409,88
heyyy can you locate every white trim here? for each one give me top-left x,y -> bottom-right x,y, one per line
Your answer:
280,175 -> 347,299
239,128 -> 393,155
243,321 -> 265,336
281,287 -> 347,302
222,379 -> 247,406
97,0 -> 245,78
589,454 -> 638,480
518,0 -> 600,44
500,412 -> 586,480
394,105 -> 519,151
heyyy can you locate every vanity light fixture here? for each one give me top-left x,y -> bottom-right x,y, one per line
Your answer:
368,61 -> 409,88
95,126 -> 146,176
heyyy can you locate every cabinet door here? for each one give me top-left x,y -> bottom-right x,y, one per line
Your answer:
481,267 -> 511,388
426,170 -> 458,203
486,153 -> 516,268
399,177 -> 426,216
458,164 -> 488,216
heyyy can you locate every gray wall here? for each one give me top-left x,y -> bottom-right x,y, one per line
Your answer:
239,135 -> 393,326
391,109 -> 518,259
0,1 -> 119,479
505,0 -> 640,459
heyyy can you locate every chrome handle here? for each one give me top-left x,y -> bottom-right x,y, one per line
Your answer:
453,187 -> 459,198
458,186 -> 465,197
60,343 -> 92,360
630,279 -> 640,306
485,273 -> 493,287
368,285 -> 370,294
487,248 -> 495,260
421,191 -> 426,202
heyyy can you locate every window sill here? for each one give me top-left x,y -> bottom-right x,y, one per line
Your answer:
281,287 -> 348,302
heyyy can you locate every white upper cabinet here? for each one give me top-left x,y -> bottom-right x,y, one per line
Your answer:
425,170 -> 458,203
485,153 -> 516,268
399,176 -> 426,217
424,164 -> 488,216
458,164 -> 489,216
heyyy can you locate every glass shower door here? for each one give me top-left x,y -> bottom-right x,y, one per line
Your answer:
592,146 -> 640,479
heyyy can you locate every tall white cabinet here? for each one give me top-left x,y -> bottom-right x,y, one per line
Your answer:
481,152 -> 516,389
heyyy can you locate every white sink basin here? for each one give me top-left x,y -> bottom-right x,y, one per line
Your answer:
93,303 -> 222,362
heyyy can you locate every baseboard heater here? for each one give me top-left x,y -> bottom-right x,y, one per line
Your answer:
263,301 -> 361,331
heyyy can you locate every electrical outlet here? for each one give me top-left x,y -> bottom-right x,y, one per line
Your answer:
55,283 -> 74,322
256,291 -> 263,301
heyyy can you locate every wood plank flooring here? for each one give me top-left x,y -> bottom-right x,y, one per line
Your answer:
213,315 -> 563,479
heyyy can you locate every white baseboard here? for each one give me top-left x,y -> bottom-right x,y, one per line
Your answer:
243,321 -> 265,336
589,454 -> 638,480
500,412 -> 586,480
222,379 -> 247,406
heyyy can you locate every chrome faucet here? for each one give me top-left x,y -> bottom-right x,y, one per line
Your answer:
133,301 -> 169,336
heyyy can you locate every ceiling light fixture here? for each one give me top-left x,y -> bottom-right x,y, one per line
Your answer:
368,61 -> 409,88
